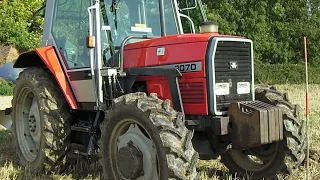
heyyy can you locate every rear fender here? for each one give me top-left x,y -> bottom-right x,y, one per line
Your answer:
14,46 -> 78,109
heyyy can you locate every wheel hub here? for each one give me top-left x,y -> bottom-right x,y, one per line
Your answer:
15,88 -> 41,162
117,141 -> 144,179
248,144 -> 277,162
28,98 -> 41,149
229,142 -> 279,171
116,123 -> 158,179
29,115 -> 36,133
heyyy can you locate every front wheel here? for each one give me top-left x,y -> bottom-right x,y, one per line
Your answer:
99,92 -> 199,179
221,84 -> 306,179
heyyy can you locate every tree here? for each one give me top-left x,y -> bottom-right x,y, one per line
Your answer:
202,0 -> 318,64
305,0 -> 320,66
0,0 -> 44,52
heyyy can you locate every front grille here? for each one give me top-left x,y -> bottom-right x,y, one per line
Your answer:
214,41 -> 252,111
179,82 -> 204,104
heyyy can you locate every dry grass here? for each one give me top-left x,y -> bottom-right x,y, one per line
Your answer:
0,84 -> 319,180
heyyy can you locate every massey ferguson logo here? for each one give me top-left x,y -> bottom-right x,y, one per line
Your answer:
229,61 -> 238,70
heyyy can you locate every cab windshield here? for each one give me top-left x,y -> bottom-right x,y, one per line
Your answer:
101,0 -> 178,46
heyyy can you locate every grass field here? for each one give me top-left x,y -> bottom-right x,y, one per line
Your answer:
0,84 -> 319,180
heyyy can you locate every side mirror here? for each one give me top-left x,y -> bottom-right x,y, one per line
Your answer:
178,0 -> 197,11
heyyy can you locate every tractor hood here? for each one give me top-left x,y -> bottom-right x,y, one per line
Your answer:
124,33 -> 243,50
122,32 -> 247,73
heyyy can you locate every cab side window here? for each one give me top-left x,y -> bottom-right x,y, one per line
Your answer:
52,0 -> 90,69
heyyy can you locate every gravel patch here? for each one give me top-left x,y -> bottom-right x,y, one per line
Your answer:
0,96 -> 12,110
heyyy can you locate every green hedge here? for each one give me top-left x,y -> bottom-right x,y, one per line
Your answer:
254,63 -> 320,84
0,78 -> 14,96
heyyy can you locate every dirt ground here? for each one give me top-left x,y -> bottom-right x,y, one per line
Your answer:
0,44 -> 19,66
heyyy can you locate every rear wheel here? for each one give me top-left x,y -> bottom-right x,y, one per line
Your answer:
99,92 -> 199,179
221,84 -> 306,179
11,68 -> 71,172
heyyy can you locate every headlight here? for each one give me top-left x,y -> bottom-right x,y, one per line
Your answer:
215,83 -> 230,95
237,82 -> 251,94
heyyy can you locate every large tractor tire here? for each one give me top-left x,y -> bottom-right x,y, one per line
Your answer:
11,68 -> 71,172
221,84 -> 306,179
99,92 -> 199,180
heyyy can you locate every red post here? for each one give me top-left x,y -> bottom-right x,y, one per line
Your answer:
304,37 -> 309,116
304,36 -> 310,180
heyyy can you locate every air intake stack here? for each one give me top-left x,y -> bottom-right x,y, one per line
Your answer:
199,21 -> 219,33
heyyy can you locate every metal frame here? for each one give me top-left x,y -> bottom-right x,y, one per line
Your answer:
159,0 -> 166,36
172,0 -> 184,34
88,1 -> 104,109
197,0 -> 207,22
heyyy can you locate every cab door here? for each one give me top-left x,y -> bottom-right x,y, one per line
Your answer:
50,0 -> 97,110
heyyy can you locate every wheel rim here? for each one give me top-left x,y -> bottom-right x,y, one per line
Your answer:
109,119 -> 160,180
15,87 -> 41,162
229,143 -> 279,172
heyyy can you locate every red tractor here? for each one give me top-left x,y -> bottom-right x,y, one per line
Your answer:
8,0 -> 305,179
